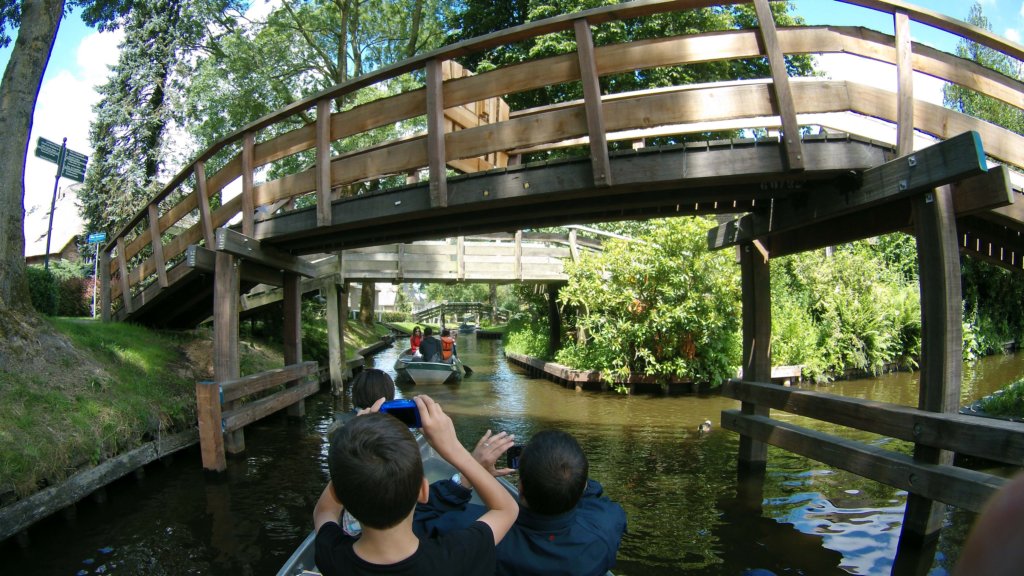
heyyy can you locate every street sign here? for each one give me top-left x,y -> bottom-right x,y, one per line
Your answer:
61,162 -> 86,182
35,137 -> 62,164
87,232 -> 107,244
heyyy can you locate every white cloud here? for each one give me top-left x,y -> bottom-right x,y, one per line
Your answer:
23,28 -> 122,243
1006,29 -> 1022,44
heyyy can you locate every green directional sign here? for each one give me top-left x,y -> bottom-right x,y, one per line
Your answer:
35,137 -> 62,164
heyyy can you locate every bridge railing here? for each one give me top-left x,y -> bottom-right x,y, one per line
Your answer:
100,0 -> 1024,320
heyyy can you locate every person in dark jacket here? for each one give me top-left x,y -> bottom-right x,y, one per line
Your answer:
414,430 -> 627,576
418,327 -> 442,362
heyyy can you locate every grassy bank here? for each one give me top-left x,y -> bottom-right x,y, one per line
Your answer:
0,317 -> 384,502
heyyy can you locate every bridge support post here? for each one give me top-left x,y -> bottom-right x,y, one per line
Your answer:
284,272 -> 305,417
900,185 -> 963,546
326,279 -> 346,396
214,251 -> 244,456
99,248 -> 111,322
547,284 -> 562,359
738,242 -> 771,473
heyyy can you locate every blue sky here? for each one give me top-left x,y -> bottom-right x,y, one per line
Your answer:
3,0 -> 1023,246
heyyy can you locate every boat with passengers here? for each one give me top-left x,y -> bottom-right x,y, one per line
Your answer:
393,347 -> 464,385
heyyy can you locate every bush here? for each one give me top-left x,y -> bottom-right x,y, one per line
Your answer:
979,378 -> 1024,419
380,310 -> 410,323
503,312 -> 550,359
27,265 -> 59,315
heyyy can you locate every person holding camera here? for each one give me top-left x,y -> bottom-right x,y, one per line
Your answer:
414,429 -> 627,576
313,395 -> 519,575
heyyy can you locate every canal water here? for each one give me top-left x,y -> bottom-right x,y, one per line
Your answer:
3,335 -> 1022,575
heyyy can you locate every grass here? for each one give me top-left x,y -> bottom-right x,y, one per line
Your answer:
0,316 -> 388,500
979,378 -> 1024,419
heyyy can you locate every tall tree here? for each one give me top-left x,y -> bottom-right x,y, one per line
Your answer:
0,0 -> 65,316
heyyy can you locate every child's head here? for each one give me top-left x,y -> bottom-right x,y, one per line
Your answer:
350,368 -> 396,410
329,413 -> 424,529
518,430 -> 589,515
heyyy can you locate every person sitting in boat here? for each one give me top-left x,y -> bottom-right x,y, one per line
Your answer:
313,395 -> 519,576
328,368 -> 397,441
418,327 -> 442,362
414,430 -> 627,576
440,329 -> 457,364
409,326 -> 424,358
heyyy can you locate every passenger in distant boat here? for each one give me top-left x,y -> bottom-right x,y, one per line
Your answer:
440,329 -> 457,363
409,327 -> 423,358
418,327 -> 442,362
414,430 -> 628,576
313,395 -> 518,576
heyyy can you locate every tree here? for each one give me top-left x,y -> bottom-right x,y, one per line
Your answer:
0,0 -> 65,317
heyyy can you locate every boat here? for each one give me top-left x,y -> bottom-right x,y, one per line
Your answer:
277,435 -> 490,576
394,347 -> 463,385
458,322 -> 477,334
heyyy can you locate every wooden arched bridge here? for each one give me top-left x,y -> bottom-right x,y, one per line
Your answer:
94,0 -> 1024,559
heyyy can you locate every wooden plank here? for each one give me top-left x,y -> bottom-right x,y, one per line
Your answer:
242,132 -> 255,238
753,0 -> 803,171
457,236 -> 465,280
721,410 -> 1004,514
147,204 -> 169,289
283,272 -> 305,417
207,155 -> 242,198
316,99 -> 333,227
216,228 -> 317,278
116,237 -> 134,314
214,251 -> 243,455
514,230 -> 523,281
894,11 -> 914,156
738,241 -> 771,469
186,244 -> 284,287
195,162 -> 215,247
100,249 -> 111,322
197,380 -> 225,471
575,19 -> 611,187
325,279 -> 345,395
707,131 -> 988,250
426,59 -> 448,208
723,381 -> 1024,466
905,182 -> 963,541
253,123 -> 316,167
222,380 -> 320,433
220,361 -> 318,403
0,429 -> 198,540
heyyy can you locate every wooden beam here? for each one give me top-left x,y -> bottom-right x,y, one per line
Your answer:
457,236 -> 465,281
721,410 -> 1003,514
187,244 -> 285,287
194,162 -> 215,247
115,237 -> 133,314
574,19 -> 612,187
325,278 -> 345,396
425,59 -> 448,208
316,99 -> 333,227
738,242 -> 771,471
514,230 -> 523,281
196,380 -> 225,472
283,272 -> 305,417
707,131 -> 988,251
214,250 -> 243,456
894,11 -> 914,155
222,380 -> 319,433
903,183 -> 963,543
147,204 -> 169,289
242,132 -> 256,238
220,361 -> 318,404
99,248 -> 111,322
722,380 -> 1024,466
753,0 -> 803,171
216,228 -> 316,277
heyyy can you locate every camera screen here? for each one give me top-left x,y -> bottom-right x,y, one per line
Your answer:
505,445 -> 524,469
387,407 -> 420,428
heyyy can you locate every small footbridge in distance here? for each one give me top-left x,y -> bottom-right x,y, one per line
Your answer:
92,0 -> 1024,559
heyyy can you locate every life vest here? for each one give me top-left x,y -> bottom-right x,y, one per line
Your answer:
440,336 -> 454,361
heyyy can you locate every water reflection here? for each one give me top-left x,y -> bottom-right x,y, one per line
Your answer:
3,336 -> 1022,575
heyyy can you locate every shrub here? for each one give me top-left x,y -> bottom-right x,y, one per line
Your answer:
979,378 -> 1024,419
380,310 -> 410,323
27,265 -> 58,315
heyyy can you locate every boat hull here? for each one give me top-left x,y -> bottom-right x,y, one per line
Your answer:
394,348 -> 462,385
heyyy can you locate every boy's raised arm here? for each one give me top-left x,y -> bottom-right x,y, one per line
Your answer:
415,395 -> 518,544
313,481 -> 343,532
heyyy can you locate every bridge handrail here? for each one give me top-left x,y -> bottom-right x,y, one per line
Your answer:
101,0 -> 1024,318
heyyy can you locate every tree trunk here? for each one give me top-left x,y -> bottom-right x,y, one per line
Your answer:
0,0 -> 65,313
404,0 -> 425,59
358,281 -> 375,324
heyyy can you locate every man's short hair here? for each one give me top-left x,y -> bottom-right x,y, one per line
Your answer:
441,328 -> 450,337
518,430 -> 589,515
424,327 -> 434,336
350,368 -> 396,409
329,413 -> 424,529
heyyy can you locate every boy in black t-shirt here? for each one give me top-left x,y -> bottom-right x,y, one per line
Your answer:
313,395 -> 518,575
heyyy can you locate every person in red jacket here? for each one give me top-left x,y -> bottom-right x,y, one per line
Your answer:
410,326 -> 423,357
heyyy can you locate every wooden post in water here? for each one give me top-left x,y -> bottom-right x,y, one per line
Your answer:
738,242 -> 771,472
326,275 -> 346,396
214,251 -> 244,456
900,184 -> 963,545
284,271 -> 305,417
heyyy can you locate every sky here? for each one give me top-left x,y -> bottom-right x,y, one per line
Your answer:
2,0 -> 1023,252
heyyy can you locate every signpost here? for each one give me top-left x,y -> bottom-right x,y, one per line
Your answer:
34,137 -> 89,270
87,232 -> 107,318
